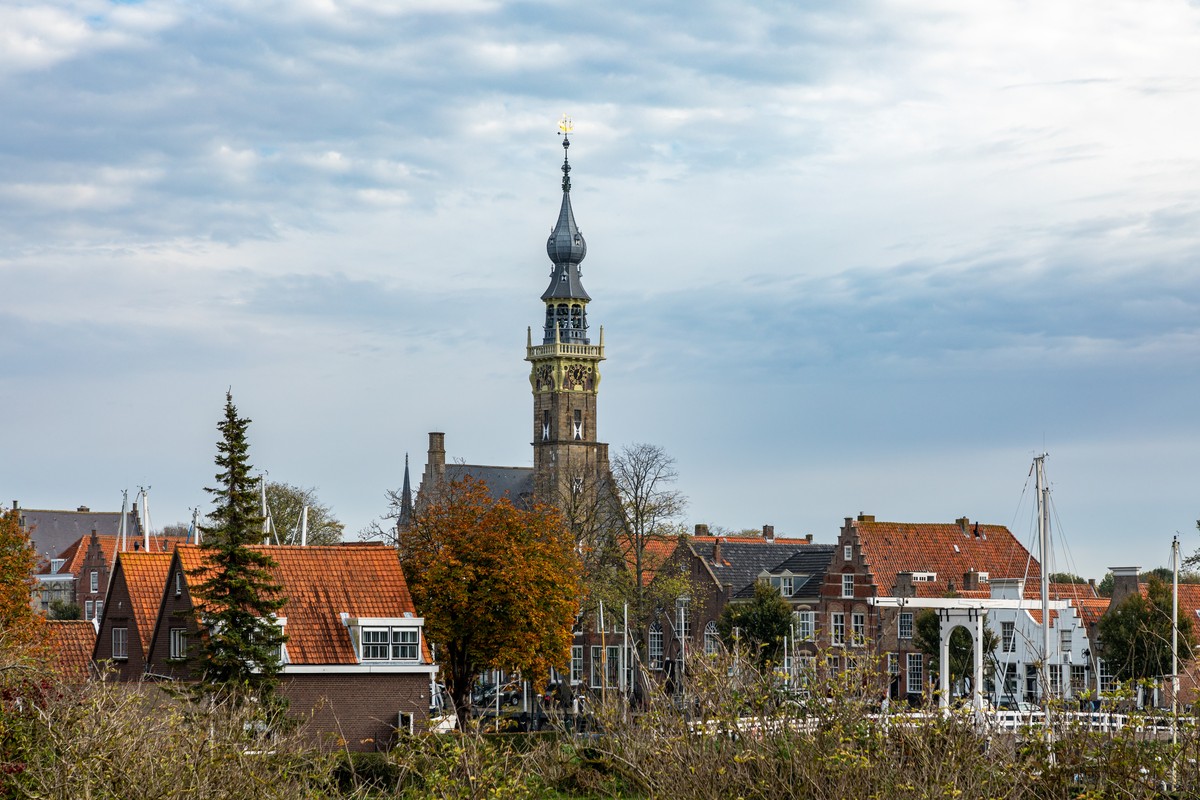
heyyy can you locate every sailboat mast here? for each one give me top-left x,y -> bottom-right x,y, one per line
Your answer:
1035,454 -> 1050,709
118,489 -> 129,552
1172,535 -> 1180,732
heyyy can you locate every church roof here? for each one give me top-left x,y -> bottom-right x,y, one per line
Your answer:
444,464 -> 534,508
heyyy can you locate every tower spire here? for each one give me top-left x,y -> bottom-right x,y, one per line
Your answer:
399,453 -> 413,531
542,115 -> 590,344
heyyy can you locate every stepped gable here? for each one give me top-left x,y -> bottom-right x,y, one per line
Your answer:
45,620 -> 97,682
119,551 -> 174,659
855,517 -> 1037,597
177,544 -> 427,665
691,535 -> 811,597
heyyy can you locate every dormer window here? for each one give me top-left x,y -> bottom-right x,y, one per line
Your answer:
347,616 -> 424,664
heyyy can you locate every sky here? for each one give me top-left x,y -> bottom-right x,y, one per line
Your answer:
2,0 -> 1198,580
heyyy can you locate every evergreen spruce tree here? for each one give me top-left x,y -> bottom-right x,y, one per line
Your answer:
192,392 -> 287,702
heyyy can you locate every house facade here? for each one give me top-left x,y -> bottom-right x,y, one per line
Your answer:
135,544 -> 438,748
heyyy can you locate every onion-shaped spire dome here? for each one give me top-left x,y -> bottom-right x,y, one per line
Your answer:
542,121 -> 590,303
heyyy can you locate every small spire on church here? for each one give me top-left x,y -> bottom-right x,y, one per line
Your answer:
399,453 -> 413,530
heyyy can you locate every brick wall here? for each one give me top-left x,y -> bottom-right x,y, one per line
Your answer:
280,673 -> 431,750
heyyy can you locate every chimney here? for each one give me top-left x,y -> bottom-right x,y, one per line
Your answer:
1088,578 -> 1098,595
712,537 -> 722,564
805,534 -> 813,544
762,525 -> 775,542
857,513 -> 875,523
1109,567 -> 1141,604
11,501 -> 17,510
694,524 -> 709,537
895,572 -> 916,598
956,517 -> 970,535
963,570 -> 979,591
947,577 -> 957,593
426,432 -> 446,486
77,505 -> 90,513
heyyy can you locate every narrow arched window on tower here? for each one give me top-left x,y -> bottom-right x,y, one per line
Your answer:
542,410 -> 550,442
573,409 -> 583,441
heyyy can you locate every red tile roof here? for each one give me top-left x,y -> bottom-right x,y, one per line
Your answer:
855,519 -> 1038,597
118,552 -> 174,658
45,620 -> 96,682
619,536 -> 682,586
176,545 -> 424,665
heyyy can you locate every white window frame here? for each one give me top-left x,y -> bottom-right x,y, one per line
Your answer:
841,574 -> 854,598
85,600 -> 94,620
112,626 -> 128,660
796,611 -> 814,642
906,653 -> 923,694
90,570 -> 99,593
570,645 -> 583,684
898,611 -> 913,639
887,652 -> 899,675
851,612 -> 866,646
361,626 -> 420,663
843,544 -> 852,561
1002,621 -> 1015,652
831,613 -> 845,646
703,621 -> 721,655
648,623 -> 663,670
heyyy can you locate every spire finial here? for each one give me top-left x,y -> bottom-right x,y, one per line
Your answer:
558,114 -> 573,193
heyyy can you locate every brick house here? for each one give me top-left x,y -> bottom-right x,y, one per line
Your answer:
570,526 -> 822,698
137,544 -> 437,749
33,529 -> 183,617
93,550 -> 174,681
821,514 -> 1041,703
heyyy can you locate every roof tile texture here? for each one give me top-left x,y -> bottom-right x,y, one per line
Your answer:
176,545 -> 421,665
856,520 -> 1038,596
118,552 -> 174,658
45,620 -> 96,682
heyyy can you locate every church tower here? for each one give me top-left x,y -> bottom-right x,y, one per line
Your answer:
527,119 -> 609,503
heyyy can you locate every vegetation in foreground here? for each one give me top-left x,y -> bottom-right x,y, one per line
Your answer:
7,650 -> 1200,799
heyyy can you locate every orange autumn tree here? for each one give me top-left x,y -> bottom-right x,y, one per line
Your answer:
0,508 -> 45,661
399,475 -> 582,725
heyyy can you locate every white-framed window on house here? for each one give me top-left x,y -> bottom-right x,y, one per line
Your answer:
1060,628 -> 1072,654
1049,664 -> 1062,696
85,600 -> 94,620
676,598 -> 691,642
1025,665 -> 1038,700
771,575 -> 794,596
1002,621 -> 1015,652
826,655 -> 841,676
169,628 -> 188,660
906,653 -> 923,695
843,544 -> 852,562
112,626 -> 128,660
95,600 -> 103,620
90,570 -> 99,593
570,645 -> 583,684
795,611 -> 814,642
649,623 -> 663,669
591,646 -> 620,687
841,574 -> 854,598
362,626 -> 420,662
898,612 -> 913,639
1070,664 -> 1087,694
1100,660 -> 1114,694
851,612 -> 866,646
830,613 -> 845,646
704,621 -> 721,655
1002,663 -> 1018,698
887,652 -> 899,675
796,654 -> 816,683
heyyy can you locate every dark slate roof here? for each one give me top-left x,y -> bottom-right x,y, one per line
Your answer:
692,538 -> 813,598
757,545 -> 837,600
19,508 -> 143,563
444,464 -> 534,509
